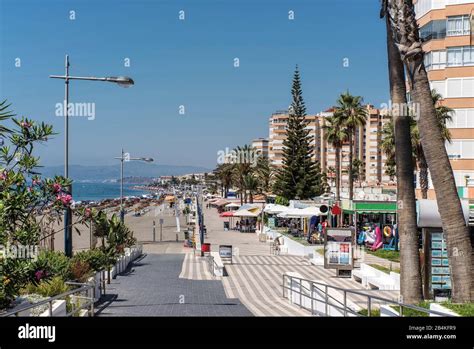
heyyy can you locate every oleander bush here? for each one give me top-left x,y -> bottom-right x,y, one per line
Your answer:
71,249 -> 108,273
35,250 -> 72,281
23,276 -> 70,298
69,259 -> 92,283
0,101 -> 75,309
0,101 -> 137,310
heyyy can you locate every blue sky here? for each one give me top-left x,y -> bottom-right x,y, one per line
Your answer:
0,0 -> 389,169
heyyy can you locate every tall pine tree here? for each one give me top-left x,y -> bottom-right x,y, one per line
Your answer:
273,66 -> 322,200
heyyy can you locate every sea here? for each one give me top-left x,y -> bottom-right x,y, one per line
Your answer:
71,182 -> 151,202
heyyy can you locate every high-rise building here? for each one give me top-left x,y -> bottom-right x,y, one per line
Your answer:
414,0 -> 474,199
268,111 -> 320,167
267,106 -> 393,192
251,138 -> 269,158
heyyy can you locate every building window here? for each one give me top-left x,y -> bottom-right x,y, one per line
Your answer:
447,15 -> 470,37
424,50 -> 447,70
420,19 -> 447,41
446,140 -> 474,159
431,78 -> 474,98
447,47 -> 463,66
447,109 -> 474,128
446,46 -> 473,67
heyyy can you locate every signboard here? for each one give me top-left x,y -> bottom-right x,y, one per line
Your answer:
324,228 -> 354,273
430,232 -> 451,291
219,245 -> 233,264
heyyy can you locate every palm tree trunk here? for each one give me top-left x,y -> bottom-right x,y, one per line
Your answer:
418,153 -> 429,199
348,133 -> 354,201
335,146 -> 341,202
385,12 -> 422,303
388,0 -> 472,304
411,65 -> 472,302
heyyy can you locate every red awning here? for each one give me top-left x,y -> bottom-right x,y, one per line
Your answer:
220,211 -> 234,217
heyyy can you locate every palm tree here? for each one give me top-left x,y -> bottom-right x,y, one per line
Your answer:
333,92 -> 367,200
0,100 -> 13,136
243,174 -> 259,204
214,163 -> 233,198
381,0 -> 423,304
412,90 -> 453,199
232,145 -> 254,204
381,90 -> 453,200
323,115 -> 347,202
387,0 -> 472,302
254,155 -> 273,201
352,159 -> 364,187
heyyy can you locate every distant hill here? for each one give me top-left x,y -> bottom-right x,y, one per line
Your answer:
38,163 -> 211,181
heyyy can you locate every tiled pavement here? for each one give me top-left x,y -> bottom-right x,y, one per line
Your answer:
96,204 -> 399,317
195,206 -> 400,316
179,253 -> 214,281
96,253 -> 252,316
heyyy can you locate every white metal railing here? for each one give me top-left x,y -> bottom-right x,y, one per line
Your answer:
1,282 -> 95,317
207,255 -> 218,277
282,274 -> 453,317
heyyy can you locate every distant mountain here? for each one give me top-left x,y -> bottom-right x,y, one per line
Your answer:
38,163 -> 211,181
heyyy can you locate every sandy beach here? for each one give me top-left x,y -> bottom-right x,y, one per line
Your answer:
42,201 -> 189,253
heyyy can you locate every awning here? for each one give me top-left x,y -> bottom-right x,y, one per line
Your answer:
264,204 -> 289,214
300,206 -> 327,216
233,208 -> 261,217
343,201 -> 397,214
417,199 -> 469,228
220,211 -> 234,217
213,199 -> 230,206
225,203 -> 241,208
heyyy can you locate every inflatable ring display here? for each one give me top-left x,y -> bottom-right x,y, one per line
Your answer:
383,226 -> 392,237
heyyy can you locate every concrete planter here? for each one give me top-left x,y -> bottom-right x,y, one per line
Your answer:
74,309 -> 89,317
380,304 -> 400,317
429,303 -> 460,317
38,300 -> 66,317
87,272 -> 102,301
353,263 -> 400,290
266,229 -> 317,257
11,298 -> 66,317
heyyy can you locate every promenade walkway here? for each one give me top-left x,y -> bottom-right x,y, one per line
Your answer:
96,253 -> 252,316
96,207 -> 252,316
97,202 -> 399,317
177,206 -> 399,316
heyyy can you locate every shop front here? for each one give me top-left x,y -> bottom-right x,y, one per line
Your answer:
342,200 -> 398,250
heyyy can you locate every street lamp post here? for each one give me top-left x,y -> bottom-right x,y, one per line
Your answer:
114,149 -> 153,223
49,54 -> 134,257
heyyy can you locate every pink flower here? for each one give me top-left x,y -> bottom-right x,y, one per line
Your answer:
57,193 -> 72,205
32,179 -> 41,186
0,171 -> 6,181
20,121 -> 31,129
85,208 -> 92,217
35,270 -> 47,281
52,183 -> 61,193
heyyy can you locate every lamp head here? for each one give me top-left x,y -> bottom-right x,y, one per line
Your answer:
106,76 -> 134,87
